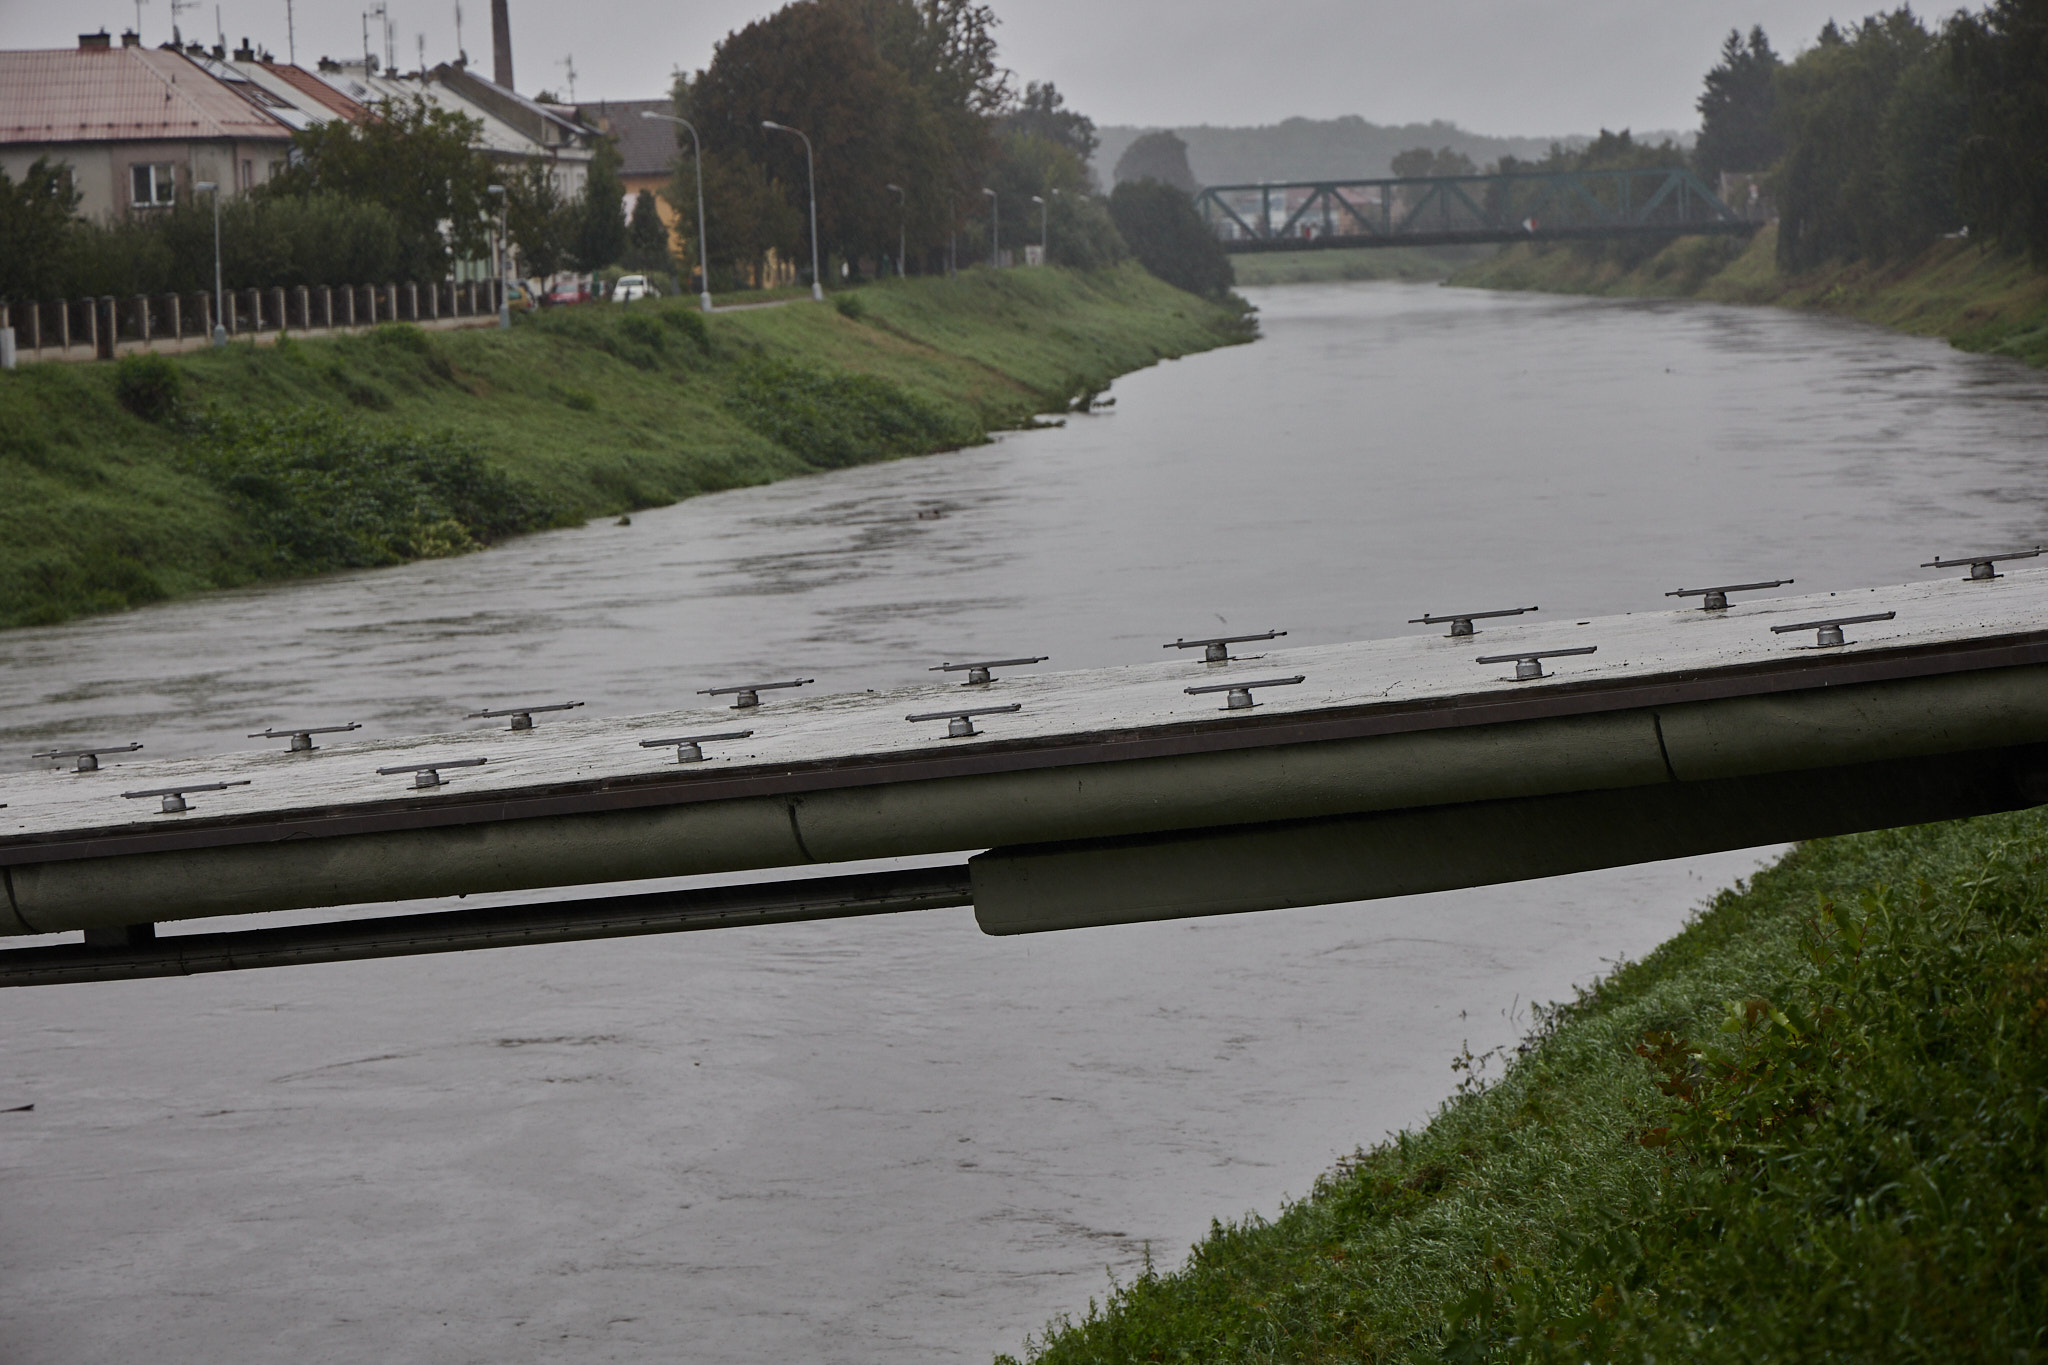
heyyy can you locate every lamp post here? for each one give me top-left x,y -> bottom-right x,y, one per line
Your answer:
195,180 -> 225,346
885,182 -> 906,278
487,183 -> 509,328
1032,193 -> 1046,265
761,120 -> 823,301
641,110 -> 713,312
981,186 -> 997,267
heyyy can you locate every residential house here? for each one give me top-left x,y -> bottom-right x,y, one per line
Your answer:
578,97 -> 684,253
0,30 -> 293,220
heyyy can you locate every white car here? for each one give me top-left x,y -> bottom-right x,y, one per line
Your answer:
612,274 -> 660,302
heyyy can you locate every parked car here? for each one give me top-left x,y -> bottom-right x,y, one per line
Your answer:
611,274 -> 660,303
544,279 -> 593,306
505,279 -> 540,312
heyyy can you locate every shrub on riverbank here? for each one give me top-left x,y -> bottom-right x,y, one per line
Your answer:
1005,809 -> 2048,1362
0,264 -> 1250,630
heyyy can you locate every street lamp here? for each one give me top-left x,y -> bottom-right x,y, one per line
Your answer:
1032,194 -> 1046,265
194,181 -> 224,346
761,120 -> 823,301
487,183 -> 509,328
641,110 -> 713,312
885,182 -> 906,279
981,186 -> 997,268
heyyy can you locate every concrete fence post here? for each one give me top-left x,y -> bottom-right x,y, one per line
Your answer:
272,287 -> 287,333
58,298 -> 71,353
2,326 -> 15,371
169,294 -> 182,343
319,285 -> 332,330
405,281 -> 418,321
27,300 -> 41,355
135,294 -> 151,345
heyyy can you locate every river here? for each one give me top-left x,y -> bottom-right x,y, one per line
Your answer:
3,281 -> 2046,1363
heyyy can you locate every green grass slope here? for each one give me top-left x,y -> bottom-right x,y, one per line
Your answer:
0,265 -> 1251,629
1007,810 -> 2048,1363
1450,226 -> 2048,371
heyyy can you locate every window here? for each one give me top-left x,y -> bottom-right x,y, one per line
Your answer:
239,159 -> 253,191
130,162 -> 175,206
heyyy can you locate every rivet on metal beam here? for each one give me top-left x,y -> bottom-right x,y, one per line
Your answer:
1165,630 -> 1286,664
248,723 -> 361,753
929,656 -> 1049,686
1185,675 -> 1305,710
376,757 -> 489,789
638,729 -> 754,763
1475,646 -> 1598,681
905,703 -> 1022,738
1409,606 -> 1538,637
1665,579 -> 1792,611
32,743 -> 144,773
699,680 -> 815,710
121,780 -> 252,814
468,701 -> 584,732
1770,612 -> 1894,648
1921,547 -> 2040,582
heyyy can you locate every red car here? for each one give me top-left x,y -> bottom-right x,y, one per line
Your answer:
543,280 -> 593,306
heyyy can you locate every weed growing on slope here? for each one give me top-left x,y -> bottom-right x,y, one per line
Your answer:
726,357 -> 979,468
1007,812 -> 2048,1364
187,407 -> 560,571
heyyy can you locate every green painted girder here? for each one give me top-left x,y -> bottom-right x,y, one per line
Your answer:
1194,167 -> 1748,251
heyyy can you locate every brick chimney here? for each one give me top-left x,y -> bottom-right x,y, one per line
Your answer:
79,30 -> 112,50
120,29 -> 141,47
491,0 -> 513,89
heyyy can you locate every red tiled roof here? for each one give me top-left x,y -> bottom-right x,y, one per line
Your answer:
259,61 -> 371,122
0,45 -> 292,145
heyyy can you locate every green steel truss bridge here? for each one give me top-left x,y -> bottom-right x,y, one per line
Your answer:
1193,167 -> 1755,252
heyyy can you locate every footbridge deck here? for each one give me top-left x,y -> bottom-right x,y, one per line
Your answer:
5,568 -> 2046,985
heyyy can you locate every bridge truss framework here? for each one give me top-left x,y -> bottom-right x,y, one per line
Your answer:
1193,167 -> 1755,251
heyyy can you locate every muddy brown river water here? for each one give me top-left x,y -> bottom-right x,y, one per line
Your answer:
3,281 -> 2047,1362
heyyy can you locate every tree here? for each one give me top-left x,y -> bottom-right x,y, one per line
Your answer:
0,157 -> 81,300
1951,0 -> 2048,263
1773,10 -> 1965,269
1389,146 -> 1477,178
271,95 -> 493,278
628,190 -> 669,257
573,136 -> 629,272
1113,130 -> 1197,193
1695,27 -> 1785,181
1108,179 -> 1232,297
1004,81 -> 1097,165
504,161 -> 575,279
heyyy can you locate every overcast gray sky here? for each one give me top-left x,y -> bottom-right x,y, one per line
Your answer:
5,0 -> 1869,137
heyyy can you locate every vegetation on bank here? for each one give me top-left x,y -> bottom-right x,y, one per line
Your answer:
1233,245 -> 1495,288
1004,809 -> 2048,1362
1449,225 -> 2048,370
0,265 -> 1252,629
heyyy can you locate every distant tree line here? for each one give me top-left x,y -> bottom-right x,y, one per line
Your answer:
1694,2 -> 2048,269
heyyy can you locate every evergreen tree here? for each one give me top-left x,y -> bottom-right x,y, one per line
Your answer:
1107,178 -> 1232,297
572,137 -> 629,272
0,158 -> 82,300
1695,27 -> 1784,181
628,190 -> 669,258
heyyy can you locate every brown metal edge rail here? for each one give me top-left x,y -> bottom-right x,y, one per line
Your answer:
8,633 -> 2047,868
0,865 -> 974,988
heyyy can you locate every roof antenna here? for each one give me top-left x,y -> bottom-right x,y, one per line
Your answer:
133,0 -> 148,44
215,2 -> 224,49
283,0 -> 295,63
559,52 -> 576,102
453,0 -> 465,63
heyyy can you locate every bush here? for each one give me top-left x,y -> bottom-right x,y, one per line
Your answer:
725,358 -> 977,468
187,407 -> 557,572
1108,180 -> 1234,299
111,353 -> 183,423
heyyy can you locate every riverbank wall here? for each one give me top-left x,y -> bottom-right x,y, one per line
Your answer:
1006,806 -> 2048,1361
1448,224 -> 2048,371
0,265 -> 1253,630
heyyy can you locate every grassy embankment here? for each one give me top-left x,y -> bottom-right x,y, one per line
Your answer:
1006,810 -> 2048,1362
0,264 -> 1252,629
1232,244 -> 1495,287
1450,224 -> 2048,370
